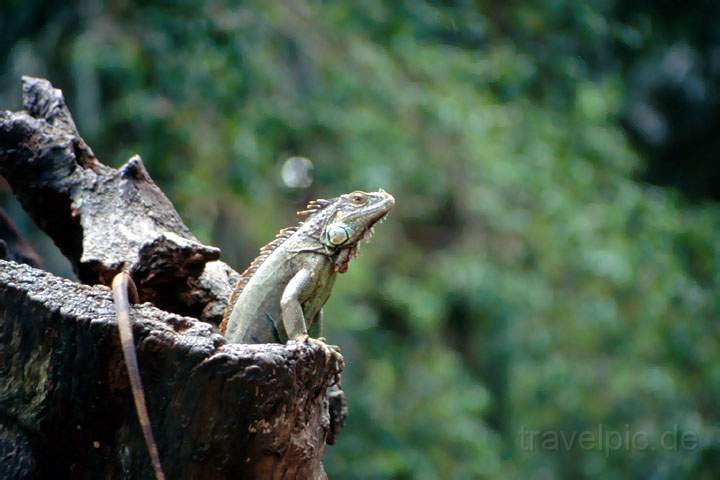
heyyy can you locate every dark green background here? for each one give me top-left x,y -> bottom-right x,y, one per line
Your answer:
2,1 -> 720,478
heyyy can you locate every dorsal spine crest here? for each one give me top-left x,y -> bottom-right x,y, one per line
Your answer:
219,197 -> 335,333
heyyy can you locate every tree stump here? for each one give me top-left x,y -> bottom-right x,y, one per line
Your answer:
0,77 -> 345,479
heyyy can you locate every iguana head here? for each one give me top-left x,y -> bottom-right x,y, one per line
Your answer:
297,189 -> 395,272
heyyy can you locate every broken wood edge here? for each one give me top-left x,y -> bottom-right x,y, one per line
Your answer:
0,76 -> 237,325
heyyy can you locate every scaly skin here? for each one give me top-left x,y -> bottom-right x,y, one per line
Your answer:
220,189 -> 394,358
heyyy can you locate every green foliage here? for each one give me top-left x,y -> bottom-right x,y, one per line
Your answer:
3,1 -> 720,478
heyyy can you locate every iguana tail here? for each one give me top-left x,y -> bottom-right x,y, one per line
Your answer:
112,272 -> 166,480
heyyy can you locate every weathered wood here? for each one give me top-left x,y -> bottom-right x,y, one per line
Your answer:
0,260 -> 339,479
0,76 -> 236,325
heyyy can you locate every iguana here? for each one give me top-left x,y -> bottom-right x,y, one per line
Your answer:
219,189 -> 395,355
111,189 -> 393,480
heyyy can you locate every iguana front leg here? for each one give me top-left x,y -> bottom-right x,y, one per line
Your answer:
281,271 -> 344,377
280,269 -> 313,339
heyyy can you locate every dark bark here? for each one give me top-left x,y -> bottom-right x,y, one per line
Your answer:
0,76 -> 236,325
0,260 -> 339,479
0,77 -> 347,479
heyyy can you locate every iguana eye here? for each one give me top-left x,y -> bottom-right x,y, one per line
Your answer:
350,192 -> 367,205
326,224 -> 350,246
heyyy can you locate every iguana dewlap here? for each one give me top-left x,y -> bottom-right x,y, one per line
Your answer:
220,189 -> 394,345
